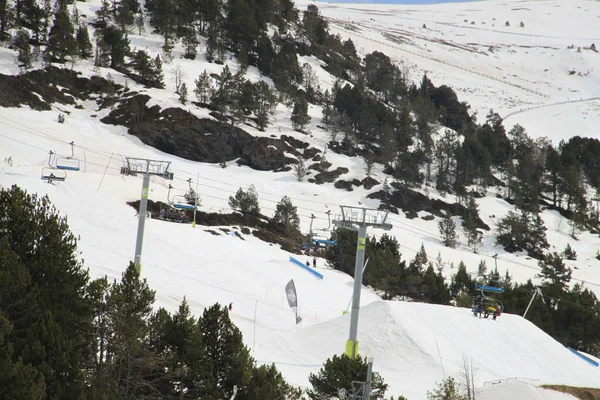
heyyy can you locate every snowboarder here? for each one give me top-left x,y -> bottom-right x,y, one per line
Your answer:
306,260 -> 310,267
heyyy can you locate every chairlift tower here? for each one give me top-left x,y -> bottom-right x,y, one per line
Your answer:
333,206 -> 392,358
121,157 -> 174,273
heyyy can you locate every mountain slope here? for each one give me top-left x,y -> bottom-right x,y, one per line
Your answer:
2,0 -> 600,398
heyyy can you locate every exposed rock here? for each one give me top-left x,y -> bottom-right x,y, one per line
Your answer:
280,134 -> 309,150
102,95 -> 297,171
0,66 -> 123,110
368,185 -> 490,230
362,176 -> 380,190
312,167 -> 349,184
334,180 -> 354,191
303,147 -> 321,159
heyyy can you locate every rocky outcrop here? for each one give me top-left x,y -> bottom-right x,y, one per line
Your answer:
101,95 -> 298,171
0,67 -> 123,110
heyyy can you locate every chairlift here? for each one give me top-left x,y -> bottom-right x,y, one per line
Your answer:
56,141 -> 81,171
167,180 -> 198,211
41,151 -> 67,183
472,273 -> 504,317
41,167 -> 66,183
302,211 -> 337,250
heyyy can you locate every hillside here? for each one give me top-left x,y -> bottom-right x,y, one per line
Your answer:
1,0 -> 600,398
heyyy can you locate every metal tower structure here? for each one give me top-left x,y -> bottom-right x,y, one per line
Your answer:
333,206 -> 392,358
121,157 -> 174,273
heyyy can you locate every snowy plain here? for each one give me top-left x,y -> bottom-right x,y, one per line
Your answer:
2,0 -> 600,398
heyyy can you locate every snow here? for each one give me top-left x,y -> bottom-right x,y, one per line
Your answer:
1,0 -> 600,398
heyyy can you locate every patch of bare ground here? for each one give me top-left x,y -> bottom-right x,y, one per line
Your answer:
541,385 -> 600,400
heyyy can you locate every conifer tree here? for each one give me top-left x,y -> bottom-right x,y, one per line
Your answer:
438,212 -> 458,248
197,304 -> 254,399
75,25 -> 93,59
13,28 -> 32,68
463,195 -> 482,253
194,70 -> 213,104
272,196 -> 300,237
291,95 -> 310,132
178,82 -> 188,104
228,185 -> 260,215
308,354 -> 388,400
105,262 -> 157,397
252,80 -> 278,131
44,0 -> 76,63
0,185 -> 93,398
0,0 -> 13,41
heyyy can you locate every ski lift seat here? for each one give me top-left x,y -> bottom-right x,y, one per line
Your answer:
56,157 -> 80,171
313,238 -> 337,246
476,284 -> 505,293
173,203 -> 198,211
41,167 -> 67,182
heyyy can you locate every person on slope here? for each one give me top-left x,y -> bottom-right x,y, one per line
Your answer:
493,305 -> 502,320
473,301 -> 483,318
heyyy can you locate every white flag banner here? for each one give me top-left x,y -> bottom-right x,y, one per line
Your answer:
285,279 -> 302,324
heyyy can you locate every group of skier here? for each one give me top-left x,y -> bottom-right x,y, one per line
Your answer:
473,300 -> 502,320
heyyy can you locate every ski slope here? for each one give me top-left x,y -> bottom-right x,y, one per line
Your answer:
2,0 -> 600,398
2,140 -> 600,399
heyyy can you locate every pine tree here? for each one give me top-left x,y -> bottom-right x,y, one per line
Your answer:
105,262 -> 157,396
198,304 -> 254,399
0,185 -> 93,398
427,377 -> 467,400
179,82 -> 188,104
100,25 -> 130,69
163,298 -> 207,398
194,70 -> 213,104
463,195 -> 482,253
75,25 -> 93,59
228,185 -> 260,215
438,212 -> 458,248
272,196 -> 300,237
44,0 -> 76,63
153,54 -> 165,88
291,95 -> 310,132
308,354 -> 388,400
13,28 -> 32,69
294,157 -> 307,181
0,0 -> 13,42
252,81 -> 278,131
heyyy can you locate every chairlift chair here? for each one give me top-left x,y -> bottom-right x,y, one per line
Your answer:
41,167 -> 66,183
167,182 -> 198,211
40,151 -> 67,183
472,274 -> 505,316
55,141 -> 81,171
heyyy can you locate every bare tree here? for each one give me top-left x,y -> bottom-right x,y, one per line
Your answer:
461,355 -> 478,400
173,66 -> 184,94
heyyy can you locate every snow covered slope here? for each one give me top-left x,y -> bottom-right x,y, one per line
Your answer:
303,0 -> 600,143
276,301 -> 600,399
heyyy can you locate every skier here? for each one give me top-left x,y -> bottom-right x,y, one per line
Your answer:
313,257 -> 317,268
228,303 -> 233,311
306,260 -> 310,267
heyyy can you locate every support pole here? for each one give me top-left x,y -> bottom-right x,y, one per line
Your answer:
364,357 -> 373,399
347,223 -> 367,358
120,156 -> 173,275
523,287 -> 539,319
334,205 -> 391,359
134,172 -> 150,273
